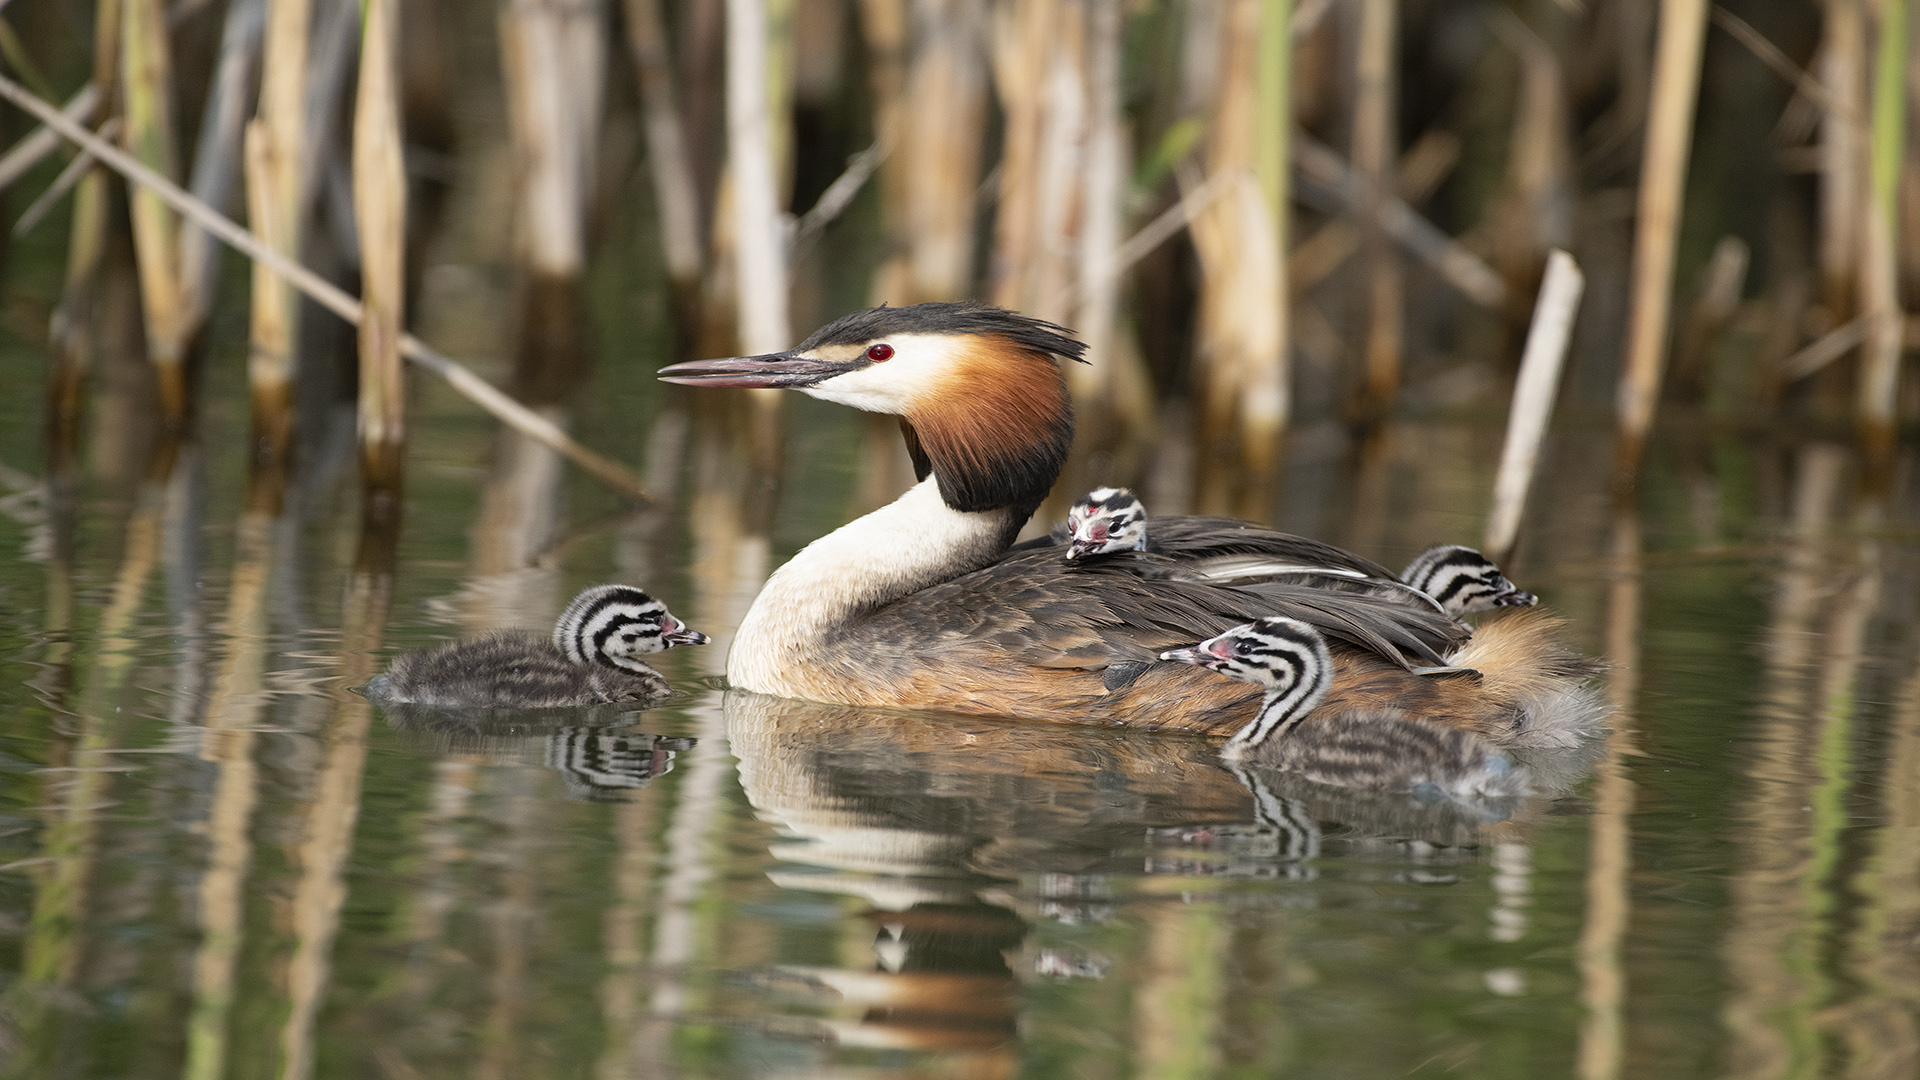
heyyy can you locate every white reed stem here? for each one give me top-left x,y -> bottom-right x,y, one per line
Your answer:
1485,249 -> 1584,563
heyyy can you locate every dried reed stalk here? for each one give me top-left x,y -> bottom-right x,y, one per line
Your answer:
1351,0 -> 1399,423
1856,0 -> 1906,471
42,6 -> 119,463
244,0 -> 312,473
1488,8 -> 1573,306
0,84 -> 99,192
1288,129 -> 1455,293
120,0 -> 190,426
1613,0 -> 1710,487
177,0 -> 265,339
724,0 -> 791,457
1189,0 -> 1289,475
725,0 -> 789,356
1484,250 -> 1583,565
990,0 -> 1080,321
1072,0 -> 1146,424
623,0 -> 705,293
355,0 -> 406,497
500,0 -> 606,396
1819,0 -> 1866,315
856,0 -> 910,300
1293,134 -> 1506,309
500,0 -> 605,282
0,72 -> 655,500
901,0 -> 988,301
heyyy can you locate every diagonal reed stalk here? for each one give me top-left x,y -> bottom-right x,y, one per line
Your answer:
0,71 -> 654,501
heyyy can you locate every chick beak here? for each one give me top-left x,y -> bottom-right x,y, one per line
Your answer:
1158,635 -> 1233,670
658,351 -> 859,389
660,617 -> 710,648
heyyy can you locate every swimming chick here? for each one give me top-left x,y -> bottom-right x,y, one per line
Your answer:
364,584 -> 708,708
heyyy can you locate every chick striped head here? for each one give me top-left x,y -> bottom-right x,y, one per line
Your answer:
1159,617 -> 1334,754
554,585 -> 708,674
1065,486 -> 1148,560
1400,545 -> 1537,616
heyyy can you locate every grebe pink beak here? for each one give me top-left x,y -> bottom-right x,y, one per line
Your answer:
660,616 -> 710,648
1157,634 -> 1236,672
658,351 -> 863,389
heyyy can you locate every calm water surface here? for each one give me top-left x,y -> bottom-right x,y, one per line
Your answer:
1,331 -> 1918,1079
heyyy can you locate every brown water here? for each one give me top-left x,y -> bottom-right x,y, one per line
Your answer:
2,287 -> 1919,1080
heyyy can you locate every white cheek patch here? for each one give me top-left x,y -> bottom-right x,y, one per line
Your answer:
799,333 -> 972,414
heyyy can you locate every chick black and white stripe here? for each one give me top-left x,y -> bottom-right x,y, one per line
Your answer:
366,584 -> 708,709
545,729 -> 694,802
554,584 -> 704,674
1064,487 -> 1148,560
1160,617 -> 1334,756
1400,545 -> 1538,617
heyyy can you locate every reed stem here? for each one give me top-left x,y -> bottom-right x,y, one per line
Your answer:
1352,0 -> 1400,424
1485,250 -> 1584,565
0,72 -> 654,501
120,0 -> 189,426
244,0 -> 312,477
354,0 -> 406,499
1857,0 -> 1906,471
1613,0 -> 1710,489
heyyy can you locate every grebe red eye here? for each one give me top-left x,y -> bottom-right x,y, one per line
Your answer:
866,343 -> 894,362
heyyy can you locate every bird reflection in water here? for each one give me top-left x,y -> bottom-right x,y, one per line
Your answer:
375,702 -> 694,802
723,688 -> 1605,1059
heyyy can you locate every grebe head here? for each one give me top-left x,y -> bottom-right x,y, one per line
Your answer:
1160,617 -> 1334,754
1064,486 -> 1147,560
554,585 -> 708,675
659,302 -> 1087,514
1400,545 -> 1537,616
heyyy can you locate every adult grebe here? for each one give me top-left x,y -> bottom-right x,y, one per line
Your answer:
365,585 -> 709,708
660,302 -> 1592,742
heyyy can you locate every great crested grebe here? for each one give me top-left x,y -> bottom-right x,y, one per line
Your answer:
1064,487 -> 1536,618
365,585 -> 709,708
659,302 -> 1593,741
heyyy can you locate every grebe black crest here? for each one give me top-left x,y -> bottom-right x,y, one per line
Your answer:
1401,545 -> 1538,615
658,302 -> 1594,743
365,584 -> 708,709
